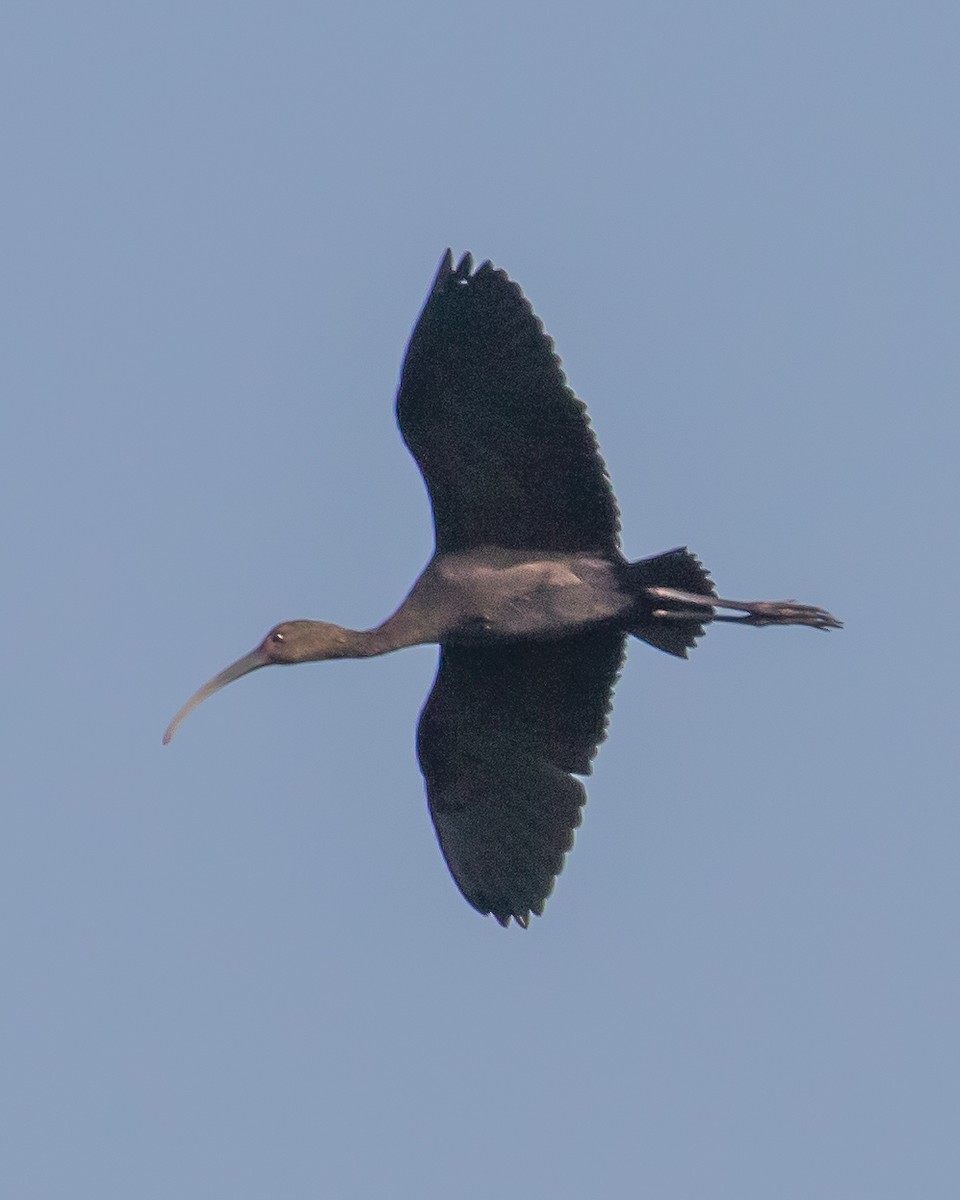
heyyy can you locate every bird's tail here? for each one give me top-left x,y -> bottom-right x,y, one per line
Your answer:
623,547 -> 716,658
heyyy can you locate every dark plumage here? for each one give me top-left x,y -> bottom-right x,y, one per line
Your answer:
398,253 -> 620,555
165,251 -> 840,926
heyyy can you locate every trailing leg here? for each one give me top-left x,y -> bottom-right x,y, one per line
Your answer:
644,585 -> 842,631
623,547 -> 842,658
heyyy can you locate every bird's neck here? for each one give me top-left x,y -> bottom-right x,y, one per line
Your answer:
344,625 -> 395,658
321,621 -> 423,660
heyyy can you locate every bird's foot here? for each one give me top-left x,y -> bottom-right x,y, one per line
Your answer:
727,599 -> 843,630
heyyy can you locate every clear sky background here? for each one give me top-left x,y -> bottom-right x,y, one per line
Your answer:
3,4 -> 957,1197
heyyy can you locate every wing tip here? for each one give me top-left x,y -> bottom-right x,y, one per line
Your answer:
435,249 -> 501,285
493,908 -> 531,929
431,248 -> 454,289
488,893 -> 549,929
430,249 -> 478,295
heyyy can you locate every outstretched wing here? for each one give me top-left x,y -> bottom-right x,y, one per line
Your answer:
396,251 -> 620,555
416,629 -> 626,926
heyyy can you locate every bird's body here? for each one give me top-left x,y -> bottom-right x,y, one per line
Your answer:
165,251 -> 839,926
388,549 -> 631,645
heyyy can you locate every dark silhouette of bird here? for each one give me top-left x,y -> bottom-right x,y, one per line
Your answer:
164,251 -> 840,926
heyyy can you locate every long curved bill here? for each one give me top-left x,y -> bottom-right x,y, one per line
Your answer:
162,645 -> 271,745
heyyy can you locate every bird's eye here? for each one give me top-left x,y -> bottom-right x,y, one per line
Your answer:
271,631 -> 286,644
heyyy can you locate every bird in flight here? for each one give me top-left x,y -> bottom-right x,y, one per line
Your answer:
164,251 -> 840,926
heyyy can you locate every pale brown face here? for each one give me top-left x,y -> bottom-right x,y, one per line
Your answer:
261,622 -> 300,664
259,620 -> 348,664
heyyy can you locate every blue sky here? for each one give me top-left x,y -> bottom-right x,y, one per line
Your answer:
3,3 -> 958,1196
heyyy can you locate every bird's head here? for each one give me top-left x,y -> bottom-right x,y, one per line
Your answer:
162,619 -> 352,744
260,619 -> 354,663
